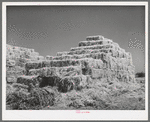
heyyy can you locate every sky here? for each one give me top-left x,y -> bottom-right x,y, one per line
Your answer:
7,6 -> 145,73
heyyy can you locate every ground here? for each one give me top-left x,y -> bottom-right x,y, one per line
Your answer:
42,77 -> 145,110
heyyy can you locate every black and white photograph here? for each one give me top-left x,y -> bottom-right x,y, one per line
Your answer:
2,2 -> 148,120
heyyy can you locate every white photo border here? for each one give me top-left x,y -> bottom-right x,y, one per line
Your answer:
2,2 -> 148,120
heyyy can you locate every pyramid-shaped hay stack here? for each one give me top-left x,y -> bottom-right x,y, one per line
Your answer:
6,35 -> 136,110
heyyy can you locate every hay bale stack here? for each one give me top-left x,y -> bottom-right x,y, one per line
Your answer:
7,34 -> 135,95
24,35 -> 135,84
6,44 -> 44,83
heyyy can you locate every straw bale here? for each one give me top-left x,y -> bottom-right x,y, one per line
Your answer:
56,51 -> 68,56
6,59 -> 15,67
28,69 -> 41,76
58,66 -> 82,77
91,69 -> 105,78
25,61 -> 43,71
37,56 -> 44,60
17,75 -> 40,87
45,55 -> 53,60
79,39 -> 113,47
12,83 -> 29,92
7,76 -> 17,83
86,35 -> 104,41
58,75 -> 87,92
28,66 -> 82,78
71,44 -> 115,52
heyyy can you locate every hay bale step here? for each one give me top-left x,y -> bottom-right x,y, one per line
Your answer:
25,59 -> 81,71
17,75 -> 41,87
25,58 -> 103,71
70,44 -> 116,52
28,66 -> 82,77
86,35 -> 104,41
49,51 -> 127,61
78,39 -> 113,47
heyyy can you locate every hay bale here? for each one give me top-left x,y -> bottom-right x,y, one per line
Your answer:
71,44 -> 115,52
80,58 -> 103,69
12,83 -> 29,89
86,35 -> 104,41
28,69 -> 41,76
40,67 -> 58,77
45,55 -> 53,60
25,61 -> 43,71
58,66 -> 82,77
28,66 -> 82,78
56,51 -> 68,56
6,59 -> 15,67
91,69 -> 104,78
37,56 -> 44,60
6,70 -> 25,78
50,59 -> 81,67
78,39 -> 113,47
17,75 -> 40,87
58,75 -> 87,92
7,76 -> 17,83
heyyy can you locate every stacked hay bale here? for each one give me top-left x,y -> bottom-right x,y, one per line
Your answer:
6,35 -> 135,92
6,35 -> 135,109
44,35 -> 135,83
6,44 -> 44,83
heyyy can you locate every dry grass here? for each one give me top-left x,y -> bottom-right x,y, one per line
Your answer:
6,86 -> 59,110
42,78 -> 145,110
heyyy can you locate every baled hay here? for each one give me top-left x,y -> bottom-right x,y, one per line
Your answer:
29,67 -> 58,77
41,67 -> 59,77
58,66 -> 82,77
25,60 -> 44,71
70,44 -> 115,51
91,69 -> 104,78
28,69 -> 41,76
12,83 -> 29,89
37,56 -> 45,60
26,60 -> 81,71
6,59 -> 15,67
17,75 -> 40,87
6,70 -> 25,78
78,40 -> 113,47
58,75 -> 87,92
56,51 -> 68,56
7,76 -> 17,83
86,35 -> 104,41
80,58 -> 103,69
45,55 -> 53,60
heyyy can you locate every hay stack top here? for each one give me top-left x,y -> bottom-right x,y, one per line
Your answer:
86,35 -> 105,41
